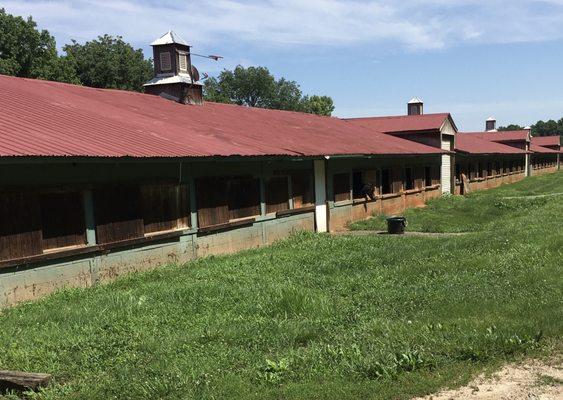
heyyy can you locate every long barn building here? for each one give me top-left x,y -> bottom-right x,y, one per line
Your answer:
0,32 -> 560,306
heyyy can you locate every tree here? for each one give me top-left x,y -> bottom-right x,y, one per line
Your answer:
300,95 -> 335,117
204,66 -> 276,107
204,65 -> 334,116
63,35 -> 153,91
498,124 -> 524,131
0,8 -> 78,83
532,119 -> 563,137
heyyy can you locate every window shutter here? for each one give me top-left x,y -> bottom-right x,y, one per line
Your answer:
179,54 -> 188,72
160,52 -> 172,71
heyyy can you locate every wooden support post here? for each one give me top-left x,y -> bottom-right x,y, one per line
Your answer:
83,189 -> 96,245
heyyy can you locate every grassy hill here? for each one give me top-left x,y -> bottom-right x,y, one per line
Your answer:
0,173 -> 561,400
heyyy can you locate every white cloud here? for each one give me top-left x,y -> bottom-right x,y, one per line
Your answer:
4,0 -> 563,54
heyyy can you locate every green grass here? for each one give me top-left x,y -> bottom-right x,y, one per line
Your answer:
0,173 -> 562,399
350,173 -> 563,232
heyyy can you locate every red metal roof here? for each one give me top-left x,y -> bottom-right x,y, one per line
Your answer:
463,130 -> 530,143
455,134 -> 526,155
531,136 -> 561,148
344,113 -> 453,134
529,143 -> 560,154
0,75 -> 442,158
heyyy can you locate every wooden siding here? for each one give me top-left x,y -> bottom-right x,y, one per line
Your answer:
228,177 -> 261,220
196,177 -> 229,228
0,192 -> 42,261
197,176 -> 260,227
142,184 -> 189,234
39,192 -> 86,250
265,176 -> 289,214
94,186 -> 144,244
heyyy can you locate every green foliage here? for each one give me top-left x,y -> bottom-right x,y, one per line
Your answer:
498,124 -> 524,131
204,65 -> 334,116
0,9 -> 151,90
499,118 -> 563,137
300,95 -> 335,117
63,35 -> 153,91
0,8 -> 78,83
0,173 -> 561,399
532,118 -> 563,137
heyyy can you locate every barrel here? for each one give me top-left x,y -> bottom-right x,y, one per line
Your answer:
386,216 -> 407,234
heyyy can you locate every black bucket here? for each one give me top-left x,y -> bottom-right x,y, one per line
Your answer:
386,216 -> 407,234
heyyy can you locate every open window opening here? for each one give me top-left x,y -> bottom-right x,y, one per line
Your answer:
404,167 -> 414,190
381,169 -> 391,195
333,172 -> 351,202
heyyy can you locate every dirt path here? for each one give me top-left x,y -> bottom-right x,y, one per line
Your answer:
502,192 -> 563,199
413,360 -> 562,400
331,230 -> 469,237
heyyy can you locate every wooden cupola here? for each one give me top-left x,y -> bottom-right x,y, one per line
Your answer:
407,97 -> 423,116
486,116 -> 497,132
143,31 -> 203,105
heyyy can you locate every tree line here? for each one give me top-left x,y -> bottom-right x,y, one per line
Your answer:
499,119 -> 563,137
0,8 -> 334,116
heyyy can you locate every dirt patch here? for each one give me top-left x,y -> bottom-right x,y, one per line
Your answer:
332,230 -> 469,237
502,192 -> 563,199
413,360 -> 562,400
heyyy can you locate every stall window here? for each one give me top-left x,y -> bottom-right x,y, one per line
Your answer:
414,166 -> 424,189
141,184 -> 189,234
352,170 -> 378,200
381,169 -> 391,195
0,192 -> 42,261
392,167 -> 404,193
265,176 -> 289,214
333,172 -> 351,202
228,177 -> 261,220
404,167 -> 414,190
291,172 -> 314,208
40,191 -> 86,250
94,186 -> 144,244
196,177 -> 229,228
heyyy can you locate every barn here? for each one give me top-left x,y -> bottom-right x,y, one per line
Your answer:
0,31 -> 560,306
530,136 -> 561,174
0,72 -> 445,305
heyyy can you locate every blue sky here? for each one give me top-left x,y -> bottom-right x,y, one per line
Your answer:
4,0 -> 563,130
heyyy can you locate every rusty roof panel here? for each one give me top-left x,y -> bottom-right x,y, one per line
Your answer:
344,113 -> 452,133
531,136 -> 561,147
529,143 -> 560,154
455,134 -> 526,154
463,130 -> 530,142
0,75 -> 443,158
